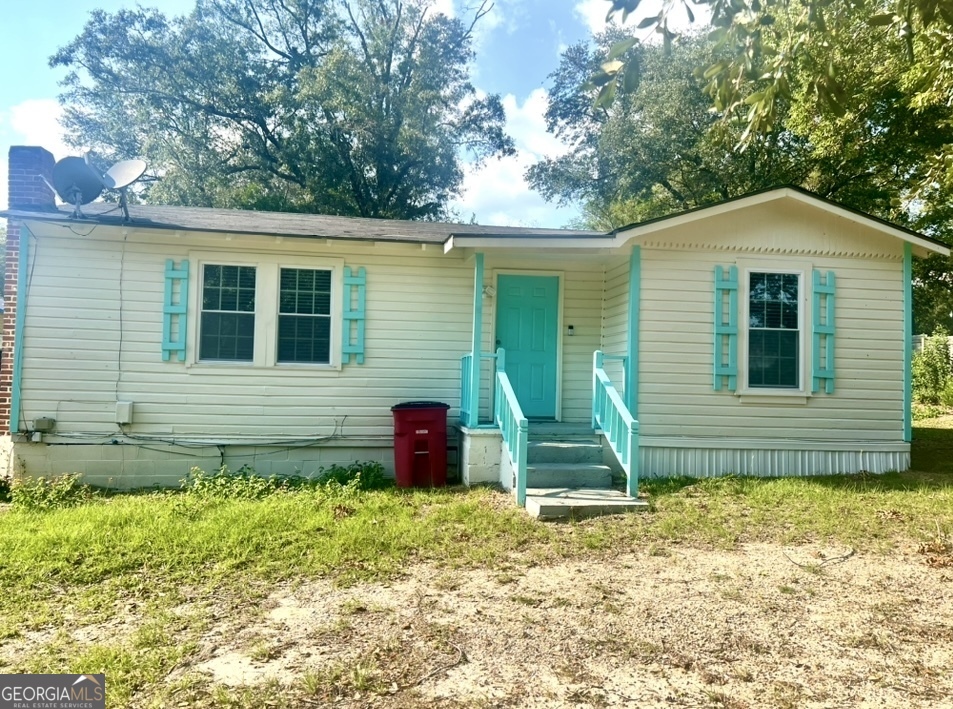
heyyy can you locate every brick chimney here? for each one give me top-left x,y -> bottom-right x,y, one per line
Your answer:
2,146 -> 56,432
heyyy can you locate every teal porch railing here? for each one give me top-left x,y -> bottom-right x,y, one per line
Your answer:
494,348 -> 528,506
459,351 -> 499,427
460,353 -> 474,426
593,350 -> 639,497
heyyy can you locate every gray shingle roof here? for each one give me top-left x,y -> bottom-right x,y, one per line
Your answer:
2,203 -> 604,244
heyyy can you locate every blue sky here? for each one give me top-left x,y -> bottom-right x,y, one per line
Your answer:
0,0 -> 703,226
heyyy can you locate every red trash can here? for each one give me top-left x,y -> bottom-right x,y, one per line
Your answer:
391,401 -> 451,488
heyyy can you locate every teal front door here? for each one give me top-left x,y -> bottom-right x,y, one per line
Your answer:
495,274 -> 559,419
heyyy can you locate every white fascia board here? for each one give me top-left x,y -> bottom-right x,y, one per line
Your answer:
613,188 -> 950,257
444,235 -> 620,253
783,190 -> 950,257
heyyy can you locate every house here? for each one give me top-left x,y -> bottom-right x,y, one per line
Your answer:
1,146 -> 948,510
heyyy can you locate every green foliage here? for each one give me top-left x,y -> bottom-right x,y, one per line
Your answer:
315,461 -> 388,490
178,466 -> 292,501
10,474 -> 96,511
601,2 -> 953,160
941,379 -> 953,409
51,0 -> 513,219
0,471 -> 10,503
913,330 -> 953,405
528,34 -> 807,228
912,402 -> 946,420
178,461 -> 389,502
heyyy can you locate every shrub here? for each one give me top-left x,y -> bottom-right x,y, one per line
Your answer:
913,330 -> 953,405
316,462 -> 388,490
11,474 -> 95,511
178,461 -> 390,502
0,472 -> 10,503
178,465 -> 291,501
913,403 -> 946,421
941,380 -> 953,409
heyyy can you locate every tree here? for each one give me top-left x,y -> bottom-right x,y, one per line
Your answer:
528,34 -> 814,228
52,0 -> 514,219
528,29 -> 950,232
574,3 -> 953,330
596,1 -> 953,198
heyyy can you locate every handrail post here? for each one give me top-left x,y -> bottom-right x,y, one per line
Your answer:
592,350 -> 603,430
469,253 -> 484,427
627,422 -> 639,498
516,419 -> 528,506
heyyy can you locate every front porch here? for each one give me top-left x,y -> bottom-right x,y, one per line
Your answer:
454,249 -> 643,517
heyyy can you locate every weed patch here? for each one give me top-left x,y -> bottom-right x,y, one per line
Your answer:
11,474 -> 96,511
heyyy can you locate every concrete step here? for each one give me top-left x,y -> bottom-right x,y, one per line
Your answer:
525,488 -> 649,520
527,440 -> 603,465
525,463 -> 612,489
528,423 -> 600,441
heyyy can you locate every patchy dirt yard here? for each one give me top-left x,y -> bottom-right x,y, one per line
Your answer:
145,542 -> 953,708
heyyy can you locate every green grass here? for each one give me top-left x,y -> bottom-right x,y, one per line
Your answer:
0,422 -> 951,707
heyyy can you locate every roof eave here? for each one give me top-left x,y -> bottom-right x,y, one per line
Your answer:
444,234 -> 619,252
3,210 -> 448,246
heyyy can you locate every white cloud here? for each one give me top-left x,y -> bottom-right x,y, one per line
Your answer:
8,100 -> 71,158
429,0 -> 456,18
451,88 -> 579,228
574,0 -> 709,37
0,99 -> 72,211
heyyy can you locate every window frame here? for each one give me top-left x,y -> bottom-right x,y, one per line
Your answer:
276,266 -> 334,365
187,251 -> 344,373
198,263 -> 259,363
737,258 -> 813,400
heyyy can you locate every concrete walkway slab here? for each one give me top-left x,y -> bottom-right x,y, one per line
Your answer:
525,487 -> 648,520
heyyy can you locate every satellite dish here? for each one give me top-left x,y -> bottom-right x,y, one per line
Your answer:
51,157 -> 104,217
102,158 -> 147,221
102,159 -> 146,190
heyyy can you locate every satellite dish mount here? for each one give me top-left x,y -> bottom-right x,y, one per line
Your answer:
50,157 -> 104,219
47,155 -> 148,221
102,159 -> 147,221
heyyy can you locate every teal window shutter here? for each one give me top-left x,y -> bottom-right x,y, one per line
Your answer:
714,265 -> 739,391
342,266 -> 366,365
812,270 -> 836,393
162,259 -> 189,362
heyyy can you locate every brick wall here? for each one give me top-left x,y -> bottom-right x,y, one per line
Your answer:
2,146 -> 55,432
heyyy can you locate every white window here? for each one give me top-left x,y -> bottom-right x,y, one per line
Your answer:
747,272 -> 800,388
277,268 -> 333,364
199,265 -> 257,362
191,253 -> 343,370
738,260 -> 811,398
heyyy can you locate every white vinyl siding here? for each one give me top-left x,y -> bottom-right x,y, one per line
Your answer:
600,259 -> 630,401
18,229 -> 474,439
637,200 -> 905,442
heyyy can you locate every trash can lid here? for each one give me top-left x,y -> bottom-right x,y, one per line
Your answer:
391,401 -> 451,411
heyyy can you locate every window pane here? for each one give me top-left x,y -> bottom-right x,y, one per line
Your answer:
748,272 -> 799,388
200,264 -> 256,362
279,268 -> 332,316
277,268 -> 332,364
199,313 -> 255,361
203,265 -> 256,313
278,315 -> 331,363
